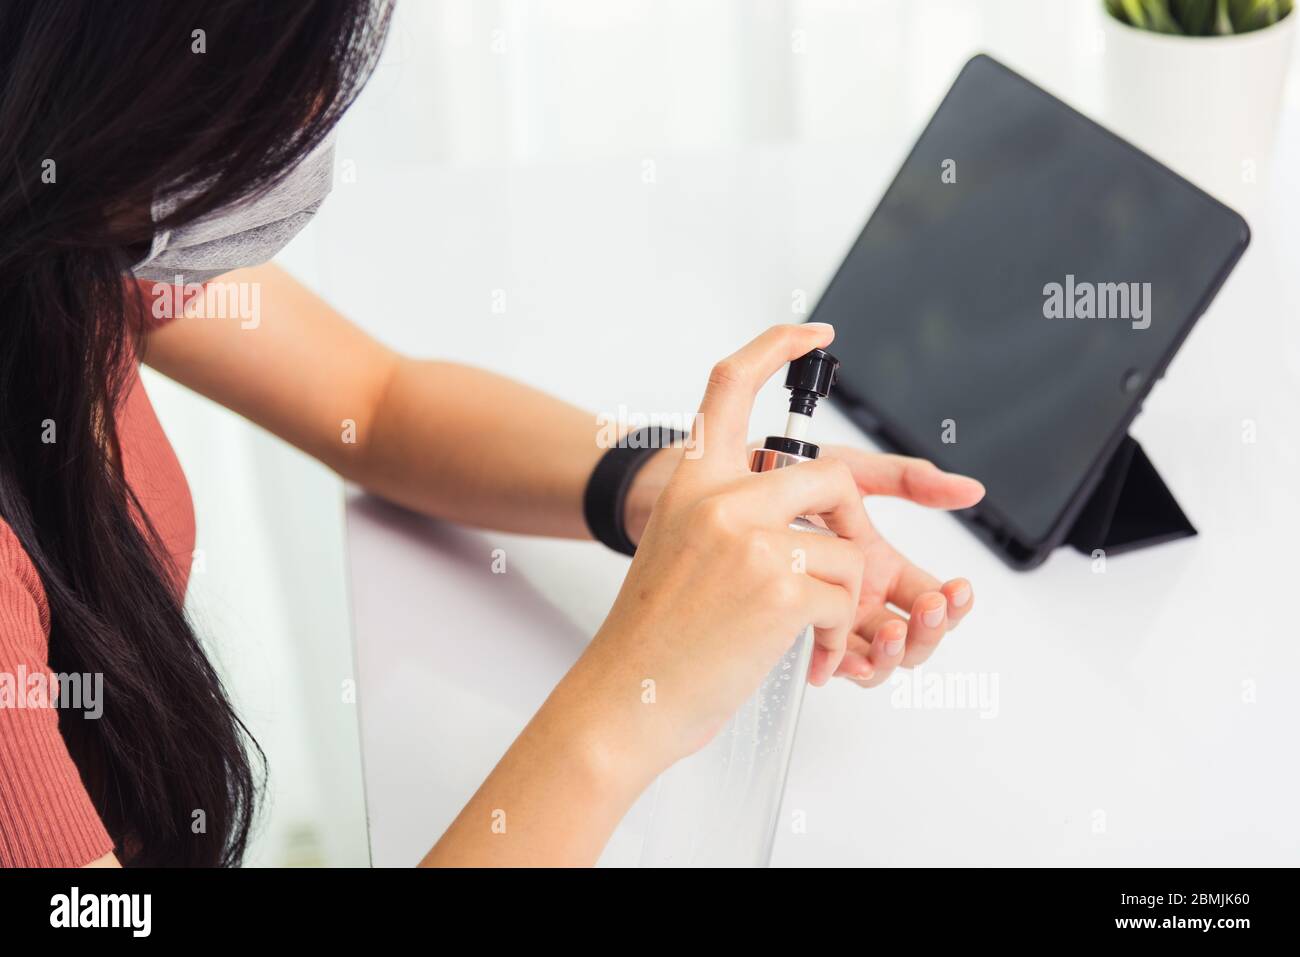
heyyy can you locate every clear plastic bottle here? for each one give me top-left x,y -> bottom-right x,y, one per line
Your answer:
639,347 -> 842,868
639,513 -> 832,868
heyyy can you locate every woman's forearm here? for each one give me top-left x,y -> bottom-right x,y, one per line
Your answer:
351,359 -> 601,537
353,357 -> 678,540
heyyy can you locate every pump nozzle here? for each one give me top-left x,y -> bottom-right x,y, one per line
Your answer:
753,347 -> 841,468
785,347 -> 840,419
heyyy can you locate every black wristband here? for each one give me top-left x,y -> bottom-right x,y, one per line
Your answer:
583,426 -> 687,557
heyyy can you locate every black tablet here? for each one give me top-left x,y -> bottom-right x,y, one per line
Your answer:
812,54 -> 1250,569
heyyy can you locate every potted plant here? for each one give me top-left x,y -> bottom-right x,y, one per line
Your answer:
1101,0 -> 1296,209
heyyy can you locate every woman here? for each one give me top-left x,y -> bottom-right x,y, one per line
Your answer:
0,0 -> 982,868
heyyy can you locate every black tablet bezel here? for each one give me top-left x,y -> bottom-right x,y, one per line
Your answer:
813,53 -> 1251,570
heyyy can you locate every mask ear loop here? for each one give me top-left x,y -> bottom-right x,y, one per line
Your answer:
131,190 -> 179,275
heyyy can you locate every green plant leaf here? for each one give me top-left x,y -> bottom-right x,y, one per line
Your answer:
1118,0 -> 1151,27
1104,0 -> 1129,23
1215,0 -> 1235,32
1227,0 -> 1292,31
1172,0 -> 1218,32
1104,0 -> 1291,32
1141,0 -> 1187,31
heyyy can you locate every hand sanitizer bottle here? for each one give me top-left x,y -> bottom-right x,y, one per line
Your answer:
640,348 -> 842,867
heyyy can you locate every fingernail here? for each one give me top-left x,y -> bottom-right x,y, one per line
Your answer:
922,603 -> 946,628
857,662 -> 874,679
884,637 -> 905,657
806,322 -> 834,333
951,585 -> 972,608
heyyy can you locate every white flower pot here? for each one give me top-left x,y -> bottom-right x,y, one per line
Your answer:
1101,11 -> 1296,212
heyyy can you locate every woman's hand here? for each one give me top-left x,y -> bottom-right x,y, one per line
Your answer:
622,390 -> 985,696
814,445 -> 982,689
564,323 -> 872,775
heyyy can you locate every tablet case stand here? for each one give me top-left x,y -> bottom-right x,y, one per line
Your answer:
1064,434 -> 1196,556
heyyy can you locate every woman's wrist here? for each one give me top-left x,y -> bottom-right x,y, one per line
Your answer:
621,446 -> 685,547
423,655 -> 662,866
533,656 -> 667,811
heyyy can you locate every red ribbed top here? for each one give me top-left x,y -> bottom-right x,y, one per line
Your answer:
0,361 -> 194,867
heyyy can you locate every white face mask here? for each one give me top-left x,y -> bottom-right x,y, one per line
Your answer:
133,135 -> 336,284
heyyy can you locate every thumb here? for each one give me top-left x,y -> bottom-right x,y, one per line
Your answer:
690,323 -> 835,468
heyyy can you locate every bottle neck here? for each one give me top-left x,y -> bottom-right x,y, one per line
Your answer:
750,445 -> 814,474
751,434 -> 820,472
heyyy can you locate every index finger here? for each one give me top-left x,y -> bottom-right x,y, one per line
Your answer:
691,323 -> 835,465
730,456 -> 872,548
827,448 -> 986,509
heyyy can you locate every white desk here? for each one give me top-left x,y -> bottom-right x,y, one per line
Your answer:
326,10 -> 1300,867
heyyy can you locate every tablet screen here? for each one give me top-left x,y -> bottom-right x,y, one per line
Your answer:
816,55 -> 1248,548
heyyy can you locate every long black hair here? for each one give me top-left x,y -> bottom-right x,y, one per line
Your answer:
0,1 -> 391,866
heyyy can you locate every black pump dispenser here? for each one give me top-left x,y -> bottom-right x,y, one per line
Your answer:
759,348 -> 841,462
784,348 -> 840,418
